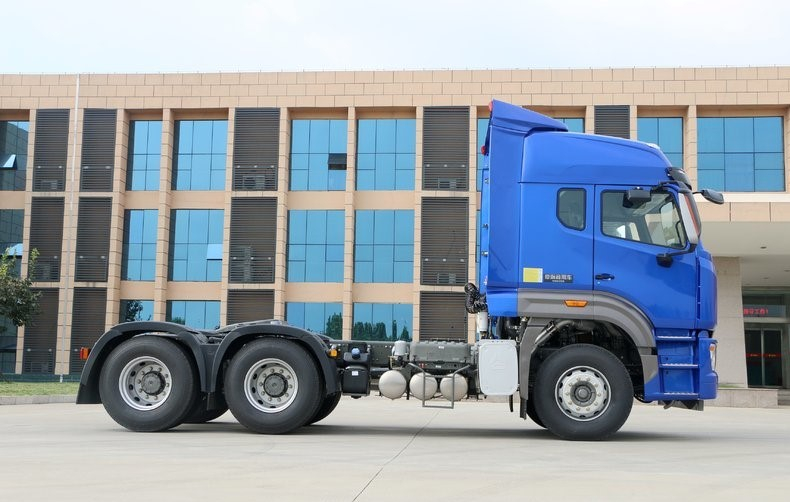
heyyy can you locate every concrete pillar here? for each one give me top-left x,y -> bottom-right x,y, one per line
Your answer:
714,256 -> 748,387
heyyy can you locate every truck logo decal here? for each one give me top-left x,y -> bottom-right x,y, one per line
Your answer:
544,273 -> 573,283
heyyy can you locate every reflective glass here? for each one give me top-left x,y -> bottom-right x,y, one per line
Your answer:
172,120 -> 227,190
127,120 -> 162,191
558,117 -> 584,133
697,117 -> 784,191
354,210 -> 413,283
356,119 -> 415,190
287,210 -> 344,282
167,300 -> 220,329
290,119 -> 347,191
286,302 -> 342,337
122,209 -> 157,281
477,118 -> 490,191
637,117 -> 683,167
352,303 -> 413,341
169,209 -> 224,281
119,300 -> 154,322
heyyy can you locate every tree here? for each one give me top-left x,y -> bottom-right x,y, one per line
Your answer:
324,313 -> 342,339
122,300 -> 144,323
0,249 -> 41,334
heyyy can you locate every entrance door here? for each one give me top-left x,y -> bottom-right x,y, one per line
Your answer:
745,328 -> 783,387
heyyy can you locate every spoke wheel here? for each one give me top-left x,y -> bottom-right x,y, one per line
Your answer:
533,344 -> 633,441
225,338 -> 322,434
118,356 -> 173,411
99,337 -> 197,432
243,358 -> 299,413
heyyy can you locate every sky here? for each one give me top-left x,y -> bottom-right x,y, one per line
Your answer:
3,0 -> 790,74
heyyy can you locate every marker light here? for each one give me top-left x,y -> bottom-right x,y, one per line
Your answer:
79,347 -> 91,361
564,300 -> 588,308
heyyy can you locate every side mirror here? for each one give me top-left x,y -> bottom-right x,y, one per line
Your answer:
624,188 -> 651,207
698,189 -> 724,205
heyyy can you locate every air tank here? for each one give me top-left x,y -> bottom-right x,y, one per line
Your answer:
409,373 -> 438,400
379,370 -> 407,400
439,374 -> 468,401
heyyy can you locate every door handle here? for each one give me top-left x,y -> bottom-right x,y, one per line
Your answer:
595,273 -> 615,281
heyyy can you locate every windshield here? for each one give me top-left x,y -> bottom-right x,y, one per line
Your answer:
601,190 -> 688,249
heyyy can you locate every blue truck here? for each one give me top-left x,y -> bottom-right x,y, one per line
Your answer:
77,100 -> 723,440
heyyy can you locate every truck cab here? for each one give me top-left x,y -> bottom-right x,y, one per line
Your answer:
473,100 -> 722,437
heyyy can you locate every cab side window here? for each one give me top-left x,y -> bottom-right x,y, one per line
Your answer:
557,188 -> 585,230
601,191 -> 687,249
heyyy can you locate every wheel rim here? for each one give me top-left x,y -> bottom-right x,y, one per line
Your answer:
554,365 -> 611,421
243,358 -> 299,413
118,356 -> 172,411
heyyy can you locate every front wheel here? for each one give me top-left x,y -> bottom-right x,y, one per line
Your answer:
98,337 -> 198,432
533,344 -> 633,440
225,338 -> 322,434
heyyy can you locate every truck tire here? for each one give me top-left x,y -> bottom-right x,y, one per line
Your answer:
98,337 -> 198,432
533,344 -> 633,440
526,395 -> 545,428
183,396 -> 228,424
225,338 -> 322,434
307,392 -> 341,425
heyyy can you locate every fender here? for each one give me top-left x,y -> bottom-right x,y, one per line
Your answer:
210,322 -> 340,396
515,289 -> 658,408
76,322 -> 207,404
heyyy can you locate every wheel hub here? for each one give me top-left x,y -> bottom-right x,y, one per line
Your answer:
555,366 -> 611,421
141,371 -> 165,395
118,357 -> 172,411
263,373 -> 287,397
244,359 -> 299,413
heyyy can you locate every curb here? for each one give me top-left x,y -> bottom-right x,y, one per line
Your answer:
0,395 -> 77,405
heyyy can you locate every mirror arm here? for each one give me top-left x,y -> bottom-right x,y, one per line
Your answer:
657,242 -> 697,268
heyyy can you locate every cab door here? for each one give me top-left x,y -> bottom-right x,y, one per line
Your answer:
593,186 -> 697,329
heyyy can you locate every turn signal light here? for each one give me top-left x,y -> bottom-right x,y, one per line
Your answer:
564,300 -> 588,308
328,348 -> 338,358
79,347 -> 91,360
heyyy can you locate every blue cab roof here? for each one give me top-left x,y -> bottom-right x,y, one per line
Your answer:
484,100 -> 673,186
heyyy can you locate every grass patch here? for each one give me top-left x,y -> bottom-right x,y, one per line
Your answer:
0,382 -> 79,396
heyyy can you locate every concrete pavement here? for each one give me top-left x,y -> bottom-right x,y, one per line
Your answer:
1,398 -> 788,501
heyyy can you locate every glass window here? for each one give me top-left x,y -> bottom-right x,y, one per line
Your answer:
169,209 -> 224,281
352,303 -> 412,341
354,210 -> 413,283
121,209 -> 158,281
166,300 -> 220,329
0,120 -> 29,191
0,207 -> 23,370
291,119 -> 348,191
287,210 -> 344,282
697,117 -> 784,191
173,120 -> 227,190
557,189 -> 586,230
476,118 -> 489,191
127,120 -> 162,190
557,117 -> 585,133
601,191 -> 686,249
286,302 -> 342,337
356,119 -> 415,190
119,299 -> 154,322
637,117 -> 683,167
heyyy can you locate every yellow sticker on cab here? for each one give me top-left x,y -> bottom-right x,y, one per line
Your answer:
523,267 -> 543,283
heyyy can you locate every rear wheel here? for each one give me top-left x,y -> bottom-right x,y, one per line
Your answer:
183,396 -> 228,423
225,338 -> 322,434
308,392 -> 341,425
99,337 -> 197,432
525,394 -> 545,428
533,344 -> 633,440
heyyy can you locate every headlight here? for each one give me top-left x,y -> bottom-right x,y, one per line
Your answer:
709,343 -> 717,370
